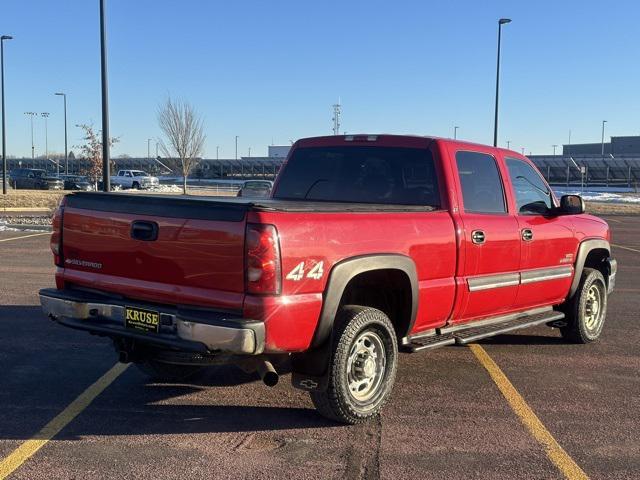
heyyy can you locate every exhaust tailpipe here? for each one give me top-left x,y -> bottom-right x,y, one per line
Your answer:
257,360 -> 279,387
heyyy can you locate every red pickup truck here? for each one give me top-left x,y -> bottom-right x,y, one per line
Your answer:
40,134 -> 616,424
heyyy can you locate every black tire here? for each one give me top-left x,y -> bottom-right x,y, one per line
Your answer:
310,306 -> 398,424
136,359 -> 203,382
560,268 -> 607,343
131,181 -> 140,190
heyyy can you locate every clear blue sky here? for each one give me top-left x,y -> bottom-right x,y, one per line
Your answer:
1,0 -> 639,158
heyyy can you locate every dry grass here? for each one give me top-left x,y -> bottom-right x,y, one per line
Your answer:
0,190 -> 65,211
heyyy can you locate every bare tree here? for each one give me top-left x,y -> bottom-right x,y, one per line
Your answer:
157,97 -> 206,194
75,124 -> 119,187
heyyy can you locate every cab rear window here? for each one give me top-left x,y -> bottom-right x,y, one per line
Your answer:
273,146 -> 440,207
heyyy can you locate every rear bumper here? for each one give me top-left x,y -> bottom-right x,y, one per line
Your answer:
39,288 -> 264,355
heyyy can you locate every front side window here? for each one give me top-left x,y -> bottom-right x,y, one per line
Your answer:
455,151 -> 506,213
506,158 -> 553,215
273,146 -> 440,207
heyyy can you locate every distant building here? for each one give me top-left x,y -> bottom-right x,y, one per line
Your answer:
563,136 -> 640,156
268,145 -> 291,158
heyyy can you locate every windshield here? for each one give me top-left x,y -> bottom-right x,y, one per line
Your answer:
273,146 -> 440,207
132,171 -> 149,177
33,171 -> 46,178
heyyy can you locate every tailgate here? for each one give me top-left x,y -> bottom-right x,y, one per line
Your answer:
61,193 -> 249,310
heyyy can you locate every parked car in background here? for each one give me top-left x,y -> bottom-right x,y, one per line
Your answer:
237,180 -> 273,198
59,175 -> 94,191
111,170 -> 159,190
9,168 -> 64,190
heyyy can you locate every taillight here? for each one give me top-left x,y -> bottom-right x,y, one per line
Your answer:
51,196 -> 66,267
245,223 -> 281,295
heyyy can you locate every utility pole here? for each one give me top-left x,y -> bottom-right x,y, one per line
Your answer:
248,147 -> 251,158
147,138 -> 151,160
552,144 -> 558,156
506,140 -> 511,149
41,112 -> 53,173
235,135 -> 238,160
55,93 -> 68,173
601,120 -> 607,158
216,145 -> 219,160
100,0 -> 111,191
1,35 -> 13,194
332,98 -> 341,135
454,126 -> 459,139
493,18 -> 512,147
24,112 -> 37,159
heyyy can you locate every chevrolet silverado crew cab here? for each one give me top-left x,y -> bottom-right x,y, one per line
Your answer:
111,170 -> 159,189
40,135 -> 616,424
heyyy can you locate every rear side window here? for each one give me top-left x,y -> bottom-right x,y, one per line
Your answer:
273,146 -> 440,207
455,151 -> 506,213
506,158 -> 554,214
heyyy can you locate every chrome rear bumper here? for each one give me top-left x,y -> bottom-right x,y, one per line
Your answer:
39,288 -> 264,355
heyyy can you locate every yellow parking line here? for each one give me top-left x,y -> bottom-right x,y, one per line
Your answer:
469,344 -> 589,480
612,243 -> 640,254
0,232 -> 50,243
0,362 -> 129,480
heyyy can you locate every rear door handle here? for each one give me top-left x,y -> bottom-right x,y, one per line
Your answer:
521,229 -> 534,242
131,220 -> 159,241
471,230 -> 485,245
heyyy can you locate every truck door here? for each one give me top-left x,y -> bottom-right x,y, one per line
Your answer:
503,157 -> 577,308
449,149 -> 521,324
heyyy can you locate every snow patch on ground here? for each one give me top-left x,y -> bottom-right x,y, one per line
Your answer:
553,188 -> 640,204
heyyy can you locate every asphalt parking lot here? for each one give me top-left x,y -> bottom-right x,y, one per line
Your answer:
0,218 -> 638,480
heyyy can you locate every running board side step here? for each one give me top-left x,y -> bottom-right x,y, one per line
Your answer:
402,309 -> 565,353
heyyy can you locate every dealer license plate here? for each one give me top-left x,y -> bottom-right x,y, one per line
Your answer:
124,306 -> 160,333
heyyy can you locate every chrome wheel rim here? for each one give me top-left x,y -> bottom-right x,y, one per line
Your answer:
584,284 -> 603,330
346,330 -> 386,403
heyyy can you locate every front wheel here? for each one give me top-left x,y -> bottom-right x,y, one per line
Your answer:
560,268 -> 608,343
310,306 -> 398,424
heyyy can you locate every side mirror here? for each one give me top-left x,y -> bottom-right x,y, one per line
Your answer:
559,194 -> 585,215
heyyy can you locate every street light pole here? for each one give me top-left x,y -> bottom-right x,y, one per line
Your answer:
24,112 -> 36,159
506,140 -> 511,149
235,135 -> 238,160
147,138 -> 151,160
453,126 -> 459,139
100,0 -> 111,191
552,144 -> 557,156
493,18 -> 511,147
601,120 -> 607,158
1,35 -> 13,195
41,112 -> 52,173
55,93 -> 68,173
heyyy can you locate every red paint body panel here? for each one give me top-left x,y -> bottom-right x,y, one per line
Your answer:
53,135 -> 611,354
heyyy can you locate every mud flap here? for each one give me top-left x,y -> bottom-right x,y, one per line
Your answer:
290,341 -> 331,392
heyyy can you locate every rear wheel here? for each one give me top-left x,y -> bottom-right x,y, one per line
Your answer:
131,181 -> 140,190
310,306 -> 398,424
560,268 -> 607,343
136,359 -> 203,382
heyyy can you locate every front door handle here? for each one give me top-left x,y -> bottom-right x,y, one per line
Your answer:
521,229 -> 534,242
471,230 -> 485,245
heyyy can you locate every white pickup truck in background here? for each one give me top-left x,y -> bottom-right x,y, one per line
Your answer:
111,170 -> 160,189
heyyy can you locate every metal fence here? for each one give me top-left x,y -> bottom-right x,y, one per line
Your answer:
5,156 -> 285,180
530,155 -> 640,188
